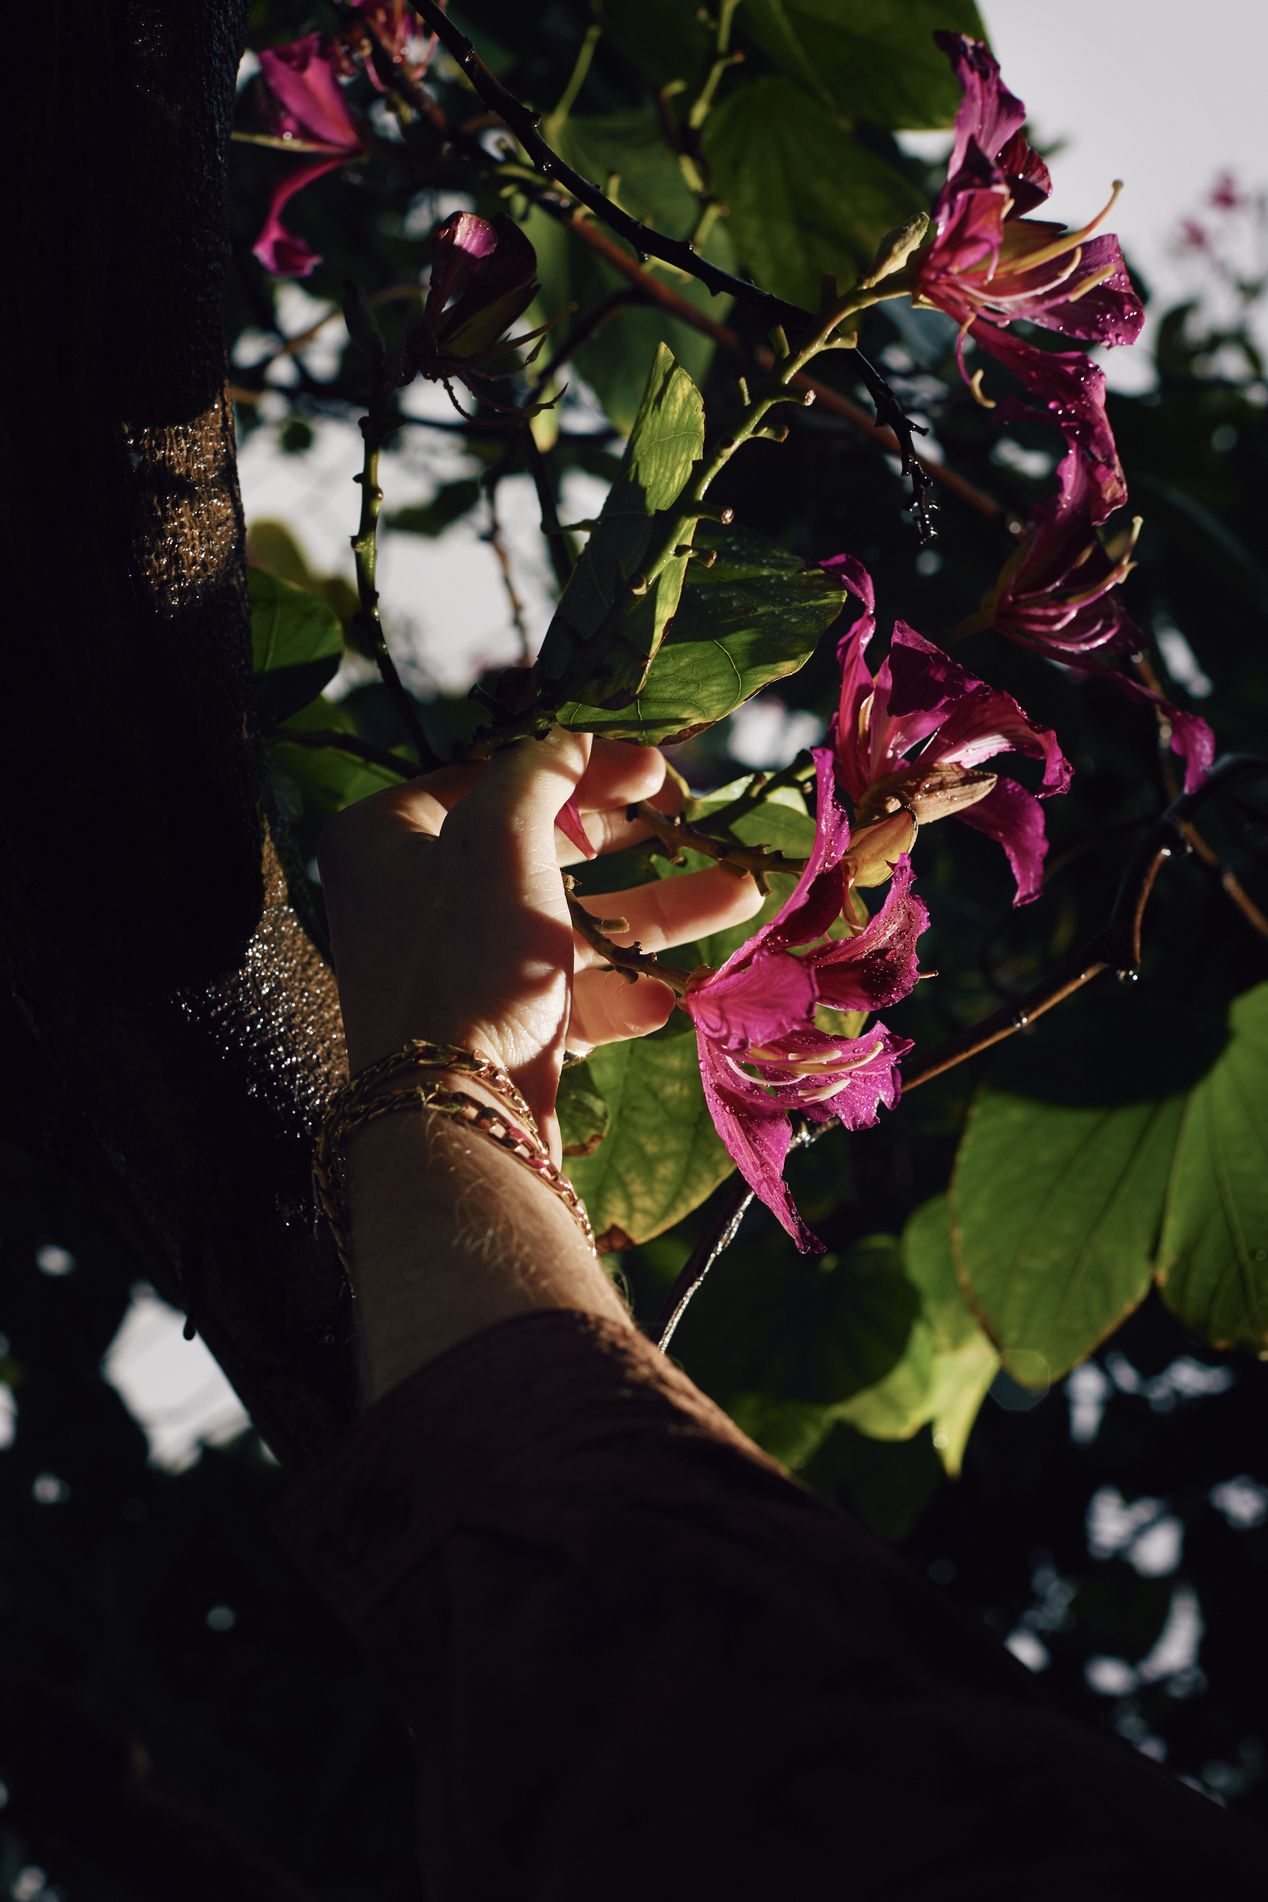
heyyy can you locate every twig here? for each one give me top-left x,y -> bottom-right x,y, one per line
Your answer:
525,431 -> 575,592
351,410 -> 439,767
553,210 -> 1007,524
268,728 -> 422,776
406,0 -> 810,331
482,472 -> 534,665
534,286 -> 647,388
566,888 -> 693,992
632,799 -> 807,880
401,0 -> 943,529
703,752 -> 816,830
652,756 -> 1268,1352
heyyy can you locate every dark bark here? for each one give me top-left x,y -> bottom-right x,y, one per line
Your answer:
2,0 -> 356,1461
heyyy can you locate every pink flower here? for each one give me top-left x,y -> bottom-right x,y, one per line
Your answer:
826,555 -> 1071,906
972,454 -> 1213,794
910,35 -> 1143,364
984,448 -> 1141,658
683,751 -> 926,1252
252,35 -> 365,278
400,212 -> 556,412
1210,171 -> 1244,211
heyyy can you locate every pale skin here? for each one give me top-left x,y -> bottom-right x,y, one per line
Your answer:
318,731 -> 763,1403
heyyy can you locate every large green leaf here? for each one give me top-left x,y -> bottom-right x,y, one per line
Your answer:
951,979 -> 1268,1383
736,0 -> 987,129
900,1195 -> 999,1474
556,525 -> 842,742
952,1088 -> 1186,1388
249,567 -> 344,726
1157,982 -> 1268,1352
537,343 -> 705,708
703,76 -> 926,308
566,1028 -> 732,1249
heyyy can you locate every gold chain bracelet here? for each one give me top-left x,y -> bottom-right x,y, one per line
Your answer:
313,1044 -> 595,1271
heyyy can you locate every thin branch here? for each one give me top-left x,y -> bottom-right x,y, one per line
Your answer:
566,888 -> 693,992
268,727 -> 421,776
554,209 -> 1007,524
525,431 -> 576,592
534,286 -> 647,387
633,799 -> 807,880
482,474 -> 534,665
401,0 -> 946,529
351,410 -> 440,767
406,0 -> 809,331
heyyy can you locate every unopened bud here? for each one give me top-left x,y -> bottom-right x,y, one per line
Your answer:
859,212 -> 931,289
846,809 -> 918,887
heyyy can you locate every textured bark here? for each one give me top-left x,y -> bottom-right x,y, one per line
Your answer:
1,0 -> 356,1460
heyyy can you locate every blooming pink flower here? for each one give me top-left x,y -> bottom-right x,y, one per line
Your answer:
253,34 -> 365,278
1210,171 -> 1245,211
683,750 -> 927,1252
910,35 -> 1143,366
827,555 -> 1071,905
971,453 -> 1213,794
983,449 -> 1141,658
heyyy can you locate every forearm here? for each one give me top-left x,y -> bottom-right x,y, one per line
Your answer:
344,1087 -> 630,1404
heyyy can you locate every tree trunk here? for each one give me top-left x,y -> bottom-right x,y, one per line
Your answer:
2,0 -> 356,1461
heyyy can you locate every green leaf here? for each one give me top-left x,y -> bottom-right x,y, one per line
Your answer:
557,525 -> 842,742
249,567 -> 344,726
557,1060 -> 613,1160
901,1196 -> 999,1475
736,0 -> 988,129
952,1087 -> 1186,1389
1157,982 -> 1268,1353
703,76 -> 926,308
537,343 -> 705,707
565,1029 -> 731,1248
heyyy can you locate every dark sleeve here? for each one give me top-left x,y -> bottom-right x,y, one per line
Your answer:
275,1309 -> 1268,1902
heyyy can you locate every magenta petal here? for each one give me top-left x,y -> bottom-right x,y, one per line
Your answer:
685,954 -> 818,1051
816,1024 -> 912,1131
935,32 -> 1028,183
252,158 -> 346,276
813,857 -> 929,1011
1001,235 -> 1144,347
695,1040 -> 817,1250
955,776 -> 1050,905
260,35 -> 362,150
1114,677 -> 1215,793
973,327 -> 1127,521
922,679 -> 1070,799
886,625 -> 1071,796
717,750 -> 850,976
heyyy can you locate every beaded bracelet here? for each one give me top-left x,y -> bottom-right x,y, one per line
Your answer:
313,1046 -> 595,1272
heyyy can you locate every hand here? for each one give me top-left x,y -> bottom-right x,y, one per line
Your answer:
317,730 -> 762,1160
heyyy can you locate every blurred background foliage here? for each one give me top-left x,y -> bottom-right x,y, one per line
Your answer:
3,0 -> 1267,1894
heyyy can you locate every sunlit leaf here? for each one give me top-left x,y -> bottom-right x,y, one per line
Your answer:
557,525 -> 842,742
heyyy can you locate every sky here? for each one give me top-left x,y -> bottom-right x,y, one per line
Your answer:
103,0 -> 1268,1474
